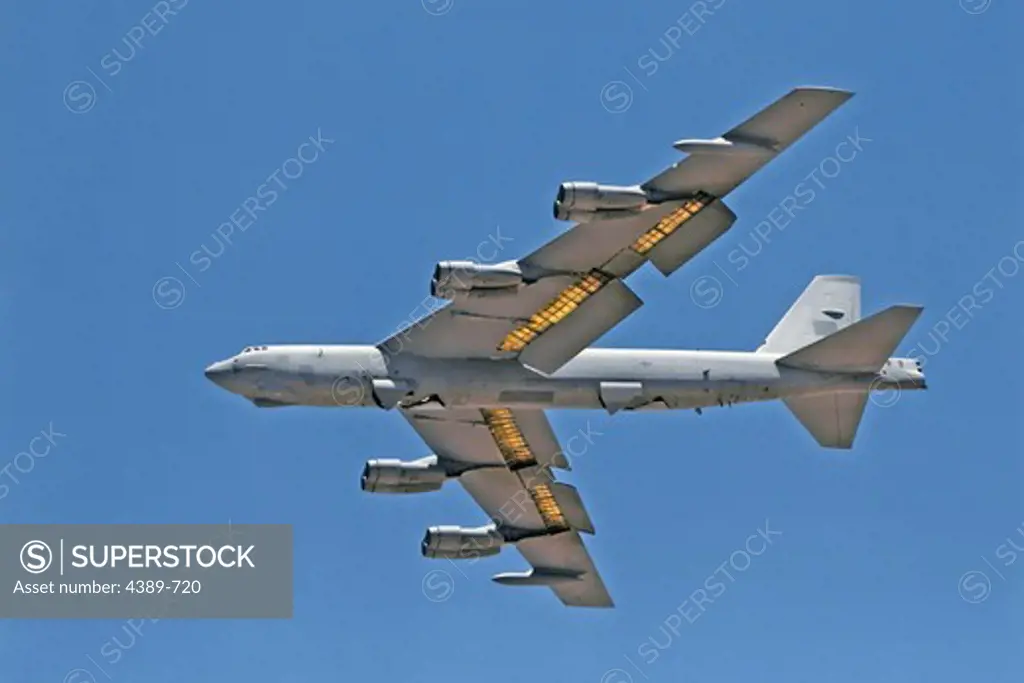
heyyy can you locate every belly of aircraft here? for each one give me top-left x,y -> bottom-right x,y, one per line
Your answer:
270,354 -> 797,412
436,375 -> 782,412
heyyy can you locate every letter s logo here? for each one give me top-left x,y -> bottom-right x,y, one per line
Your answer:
20,540 -> 52,574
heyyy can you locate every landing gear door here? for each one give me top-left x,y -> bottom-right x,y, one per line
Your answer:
599,381 -> 643,415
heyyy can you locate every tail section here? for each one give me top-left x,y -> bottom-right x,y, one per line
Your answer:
761,276 -> 924,449
757,275 -> 861,354
776,304 -> 924,373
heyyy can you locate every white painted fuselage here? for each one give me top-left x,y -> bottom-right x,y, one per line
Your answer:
204,344 -> 920,413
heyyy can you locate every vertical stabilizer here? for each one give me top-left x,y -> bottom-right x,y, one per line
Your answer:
757,275 -> 861,354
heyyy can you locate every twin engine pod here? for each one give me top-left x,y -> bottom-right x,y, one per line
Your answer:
553,181 -> 651,222
361,455 -> 449,494
430,260 -> 524,300
361,461 -> 506,560
421,524 -> 505,560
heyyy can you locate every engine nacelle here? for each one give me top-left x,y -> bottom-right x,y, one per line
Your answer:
421,524 -> 505,560
361,455 -> 447,494
430,260 -> 523,299
553,181 -> 649,221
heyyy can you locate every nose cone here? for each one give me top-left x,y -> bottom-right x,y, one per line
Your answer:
204,359 -> 234,387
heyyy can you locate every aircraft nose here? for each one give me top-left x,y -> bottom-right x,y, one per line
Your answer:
204,360 -> 235,386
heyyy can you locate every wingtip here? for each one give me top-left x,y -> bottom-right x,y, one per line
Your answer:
811,274 -> 860,284
792,85 -> 855,98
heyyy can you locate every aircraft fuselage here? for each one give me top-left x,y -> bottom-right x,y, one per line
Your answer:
204,344 -> 923,413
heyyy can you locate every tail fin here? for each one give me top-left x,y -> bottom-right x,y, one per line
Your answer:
757,275 -> 861,354
765,278 -> 924,449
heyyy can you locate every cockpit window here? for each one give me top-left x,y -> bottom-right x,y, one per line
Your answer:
239,346 -> 269,354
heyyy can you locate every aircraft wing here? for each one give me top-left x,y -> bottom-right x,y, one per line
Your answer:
379,87 -> 853,374
402,406 -> 613,608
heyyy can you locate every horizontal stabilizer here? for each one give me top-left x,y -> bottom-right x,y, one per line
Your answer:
777,305 -> 923,373
784,391 -> 868,449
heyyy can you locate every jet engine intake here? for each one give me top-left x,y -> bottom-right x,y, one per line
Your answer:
421,524 -> 505,559
361,455 -> 447,494
431,260 -> 523,299
553,181 -> 649,221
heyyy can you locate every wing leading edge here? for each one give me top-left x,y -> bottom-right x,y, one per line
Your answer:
402,406 -> 613,607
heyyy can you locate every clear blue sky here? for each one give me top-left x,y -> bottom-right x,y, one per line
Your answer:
4,0 -> 1023,680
